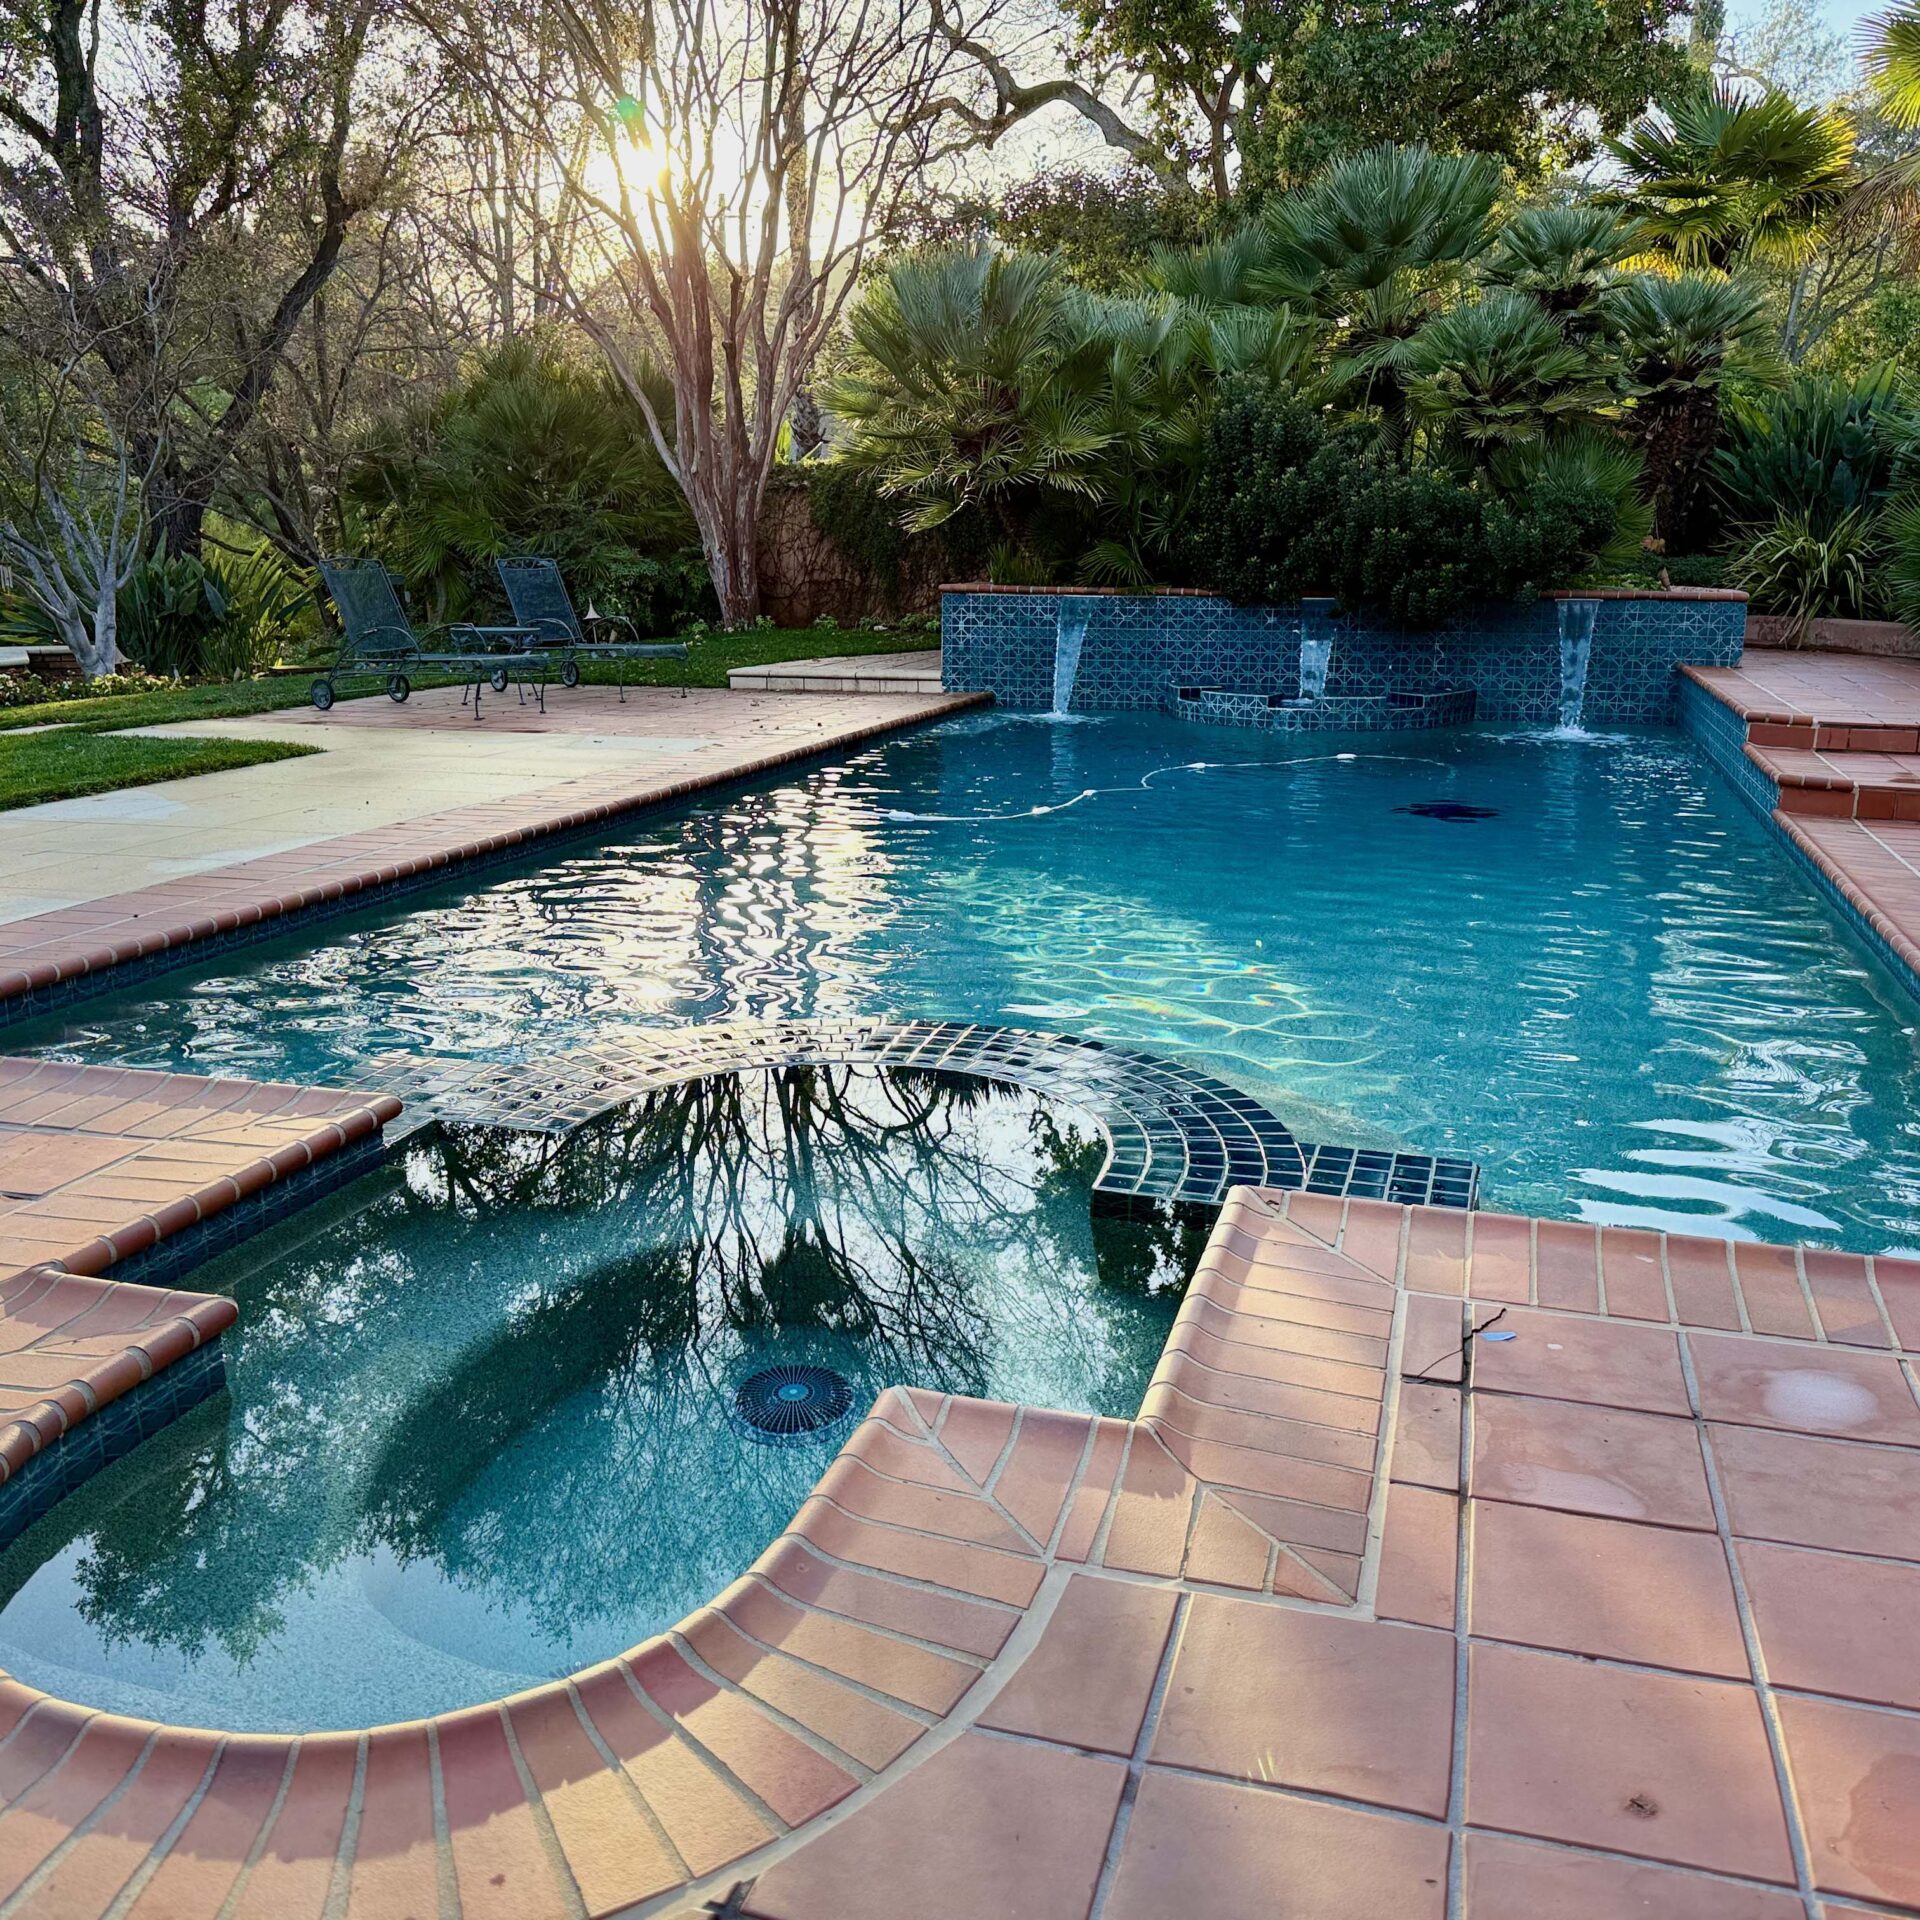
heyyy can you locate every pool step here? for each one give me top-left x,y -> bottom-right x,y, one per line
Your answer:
1745,742 -> 1920,821
728,650 -> 943,694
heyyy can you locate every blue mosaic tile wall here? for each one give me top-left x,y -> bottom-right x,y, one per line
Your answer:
1677,672 -> 1920,1012
0,1338 -> 226,1549
943,590 -> 1747,724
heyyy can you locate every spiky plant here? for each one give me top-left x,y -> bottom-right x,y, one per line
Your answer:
1603,82 -> 1855,272
1609,271 -> 1769,548
1479,205 -> 1640,343
1486,430 -> 1656,572
1405,290 -> 1617,450
1734,507 -> 1883,637
1253,144 -> 1504,438
1715,366 -> 1915,533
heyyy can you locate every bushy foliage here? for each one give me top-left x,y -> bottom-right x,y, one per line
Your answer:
1714,368 -> 1915,531
344,336 -> 708,633
114,544 -> 308,680
1733,507 -> 1884,631
1189,387 -> 1644,624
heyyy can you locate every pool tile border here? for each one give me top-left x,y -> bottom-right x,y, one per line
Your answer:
0,689 -> 987,1030
351,1018 -> 1481,1212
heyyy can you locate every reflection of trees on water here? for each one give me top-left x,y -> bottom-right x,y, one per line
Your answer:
0,1068 -> 1196,1686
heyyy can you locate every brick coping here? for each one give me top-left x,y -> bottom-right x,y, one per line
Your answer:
0,689 -> 987,1023
1,1179 -> 1917,1915
943,582 -> 1749,603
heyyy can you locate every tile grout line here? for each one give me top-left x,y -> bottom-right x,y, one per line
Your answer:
1444,1336 -> 1473,1920
1678,1331 -> 1820,1918
1085,1588 -> 1191,1920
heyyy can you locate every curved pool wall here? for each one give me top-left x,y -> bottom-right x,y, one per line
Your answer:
940,583 -> 1748,723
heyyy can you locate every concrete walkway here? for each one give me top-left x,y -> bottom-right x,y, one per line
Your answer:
0,684 -> 978,942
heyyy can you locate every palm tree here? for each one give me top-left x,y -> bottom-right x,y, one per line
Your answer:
1604,82 -> 1855,272
1479,205 -> 1641,344
1405,290 -> 1618,450
823,246 -> 1117,542
1609,272 -> 1769,549
1253,144 -> 1504,441
1864,3 -> 1920,126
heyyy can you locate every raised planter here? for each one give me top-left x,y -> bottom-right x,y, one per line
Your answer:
1745,614 -> 1920,658
941,584 -> 1748,725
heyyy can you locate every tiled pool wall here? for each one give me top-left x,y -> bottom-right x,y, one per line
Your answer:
941,587 -> 1747,723
1677,673 -> 1920,1009
0,1338 -> 226,1549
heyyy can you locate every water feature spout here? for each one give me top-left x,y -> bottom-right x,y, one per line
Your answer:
1298,597 -> 1337,704
1051,597 -> 1096,716
1556,598 -> 1599,731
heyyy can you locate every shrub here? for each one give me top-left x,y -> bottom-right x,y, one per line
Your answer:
1714,367 -> 1914,533
118,553 -> 224,678
1190,385 -> 1642,624
1733,508 -> 1883,636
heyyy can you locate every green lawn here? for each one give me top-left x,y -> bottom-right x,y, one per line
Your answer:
0,732 -> 319,811
0,625 -> 937,732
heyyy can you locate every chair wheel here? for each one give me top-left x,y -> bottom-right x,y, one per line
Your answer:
490,667 -> 509,692
387,674 -> 410,703
311,679 -> 335,711
561,660 -> 580,688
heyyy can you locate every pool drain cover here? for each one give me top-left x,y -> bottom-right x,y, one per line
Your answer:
734,1364 -> 856,1440
1396,801 -> 1500,822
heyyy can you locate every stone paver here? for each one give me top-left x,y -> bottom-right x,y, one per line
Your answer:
725,648 -> 943,693
1,1143 -> 1919,1912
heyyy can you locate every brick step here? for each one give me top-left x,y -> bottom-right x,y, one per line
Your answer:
1746,741 -> 1920,820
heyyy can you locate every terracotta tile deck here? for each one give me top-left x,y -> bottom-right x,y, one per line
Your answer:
0,1059 -> 401,1516
0,1176 -> 1916,1917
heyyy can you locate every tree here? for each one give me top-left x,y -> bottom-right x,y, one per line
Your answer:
436,0 -> 1109,625
0,0 -> 426,557
1065,0 -> 1691,197
1611,270 -> 1769,548
1603,82 -> 1855,272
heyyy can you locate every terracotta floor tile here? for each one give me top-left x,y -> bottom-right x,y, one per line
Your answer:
435,1705 -> 574,1920
1150,1594 -> 1453,1817
1375,1483 -> 1458,1628
1689,1334 -> 1920,1445
977,1575 -> 1177,1754
1104,1770 -> 1449,1920
1780,1693 -> 1920,1908
1600,1226 -> 1672,1322
1739,1539 -> 1920,1711
1711,1424 -> 1920,1561
746,1733 -> 1125,1920
1801,1249 -> 1892,1347
1471,1395 -> 1715,1528
1466,1309 -> 1690,1416
1469,1500 -> 1748,1677
1462,1832 -> 1804,1919
1392,1381 -> 1463,1491
1465,1643 -> 1793,1881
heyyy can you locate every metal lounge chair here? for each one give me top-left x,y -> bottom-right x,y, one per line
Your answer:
312,558 -> 553,720
495,556 -> 689,703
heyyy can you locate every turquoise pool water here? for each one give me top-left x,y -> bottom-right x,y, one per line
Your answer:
0,1066 -> 1188,1729
16,710 -> 1920,1249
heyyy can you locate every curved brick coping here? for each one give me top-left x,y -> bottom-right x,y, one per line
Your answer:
0,1060 -> 404,1510
0,690 -> 989,1027
0,1187 -> 1405,1918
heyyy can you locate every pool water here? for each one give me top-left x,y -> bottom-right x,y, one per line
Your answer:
0,1066 -> 1190,1730
16,710 -> 1920,1248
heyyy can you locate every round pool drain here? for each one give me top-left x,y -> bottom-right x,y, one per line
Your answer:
733,1364 -> 855,1441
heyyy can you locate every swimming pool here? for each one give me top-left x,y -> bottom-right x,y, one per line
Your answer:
14,710 -> 1920,1249
0,1065 -> 1186,1729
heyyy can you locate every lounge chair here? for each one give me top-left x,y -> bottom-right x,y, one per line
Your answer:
312,559 -> 553,719
495,556 -> 689,702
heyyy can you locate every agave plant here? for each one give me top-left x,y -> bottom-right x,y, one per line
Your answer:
1609,271 -> 1769,548
1715,366 -> 1915,533
1405,290 -> 1618,450
1603,82 -> 1855,272
1254,144 -> 1504,438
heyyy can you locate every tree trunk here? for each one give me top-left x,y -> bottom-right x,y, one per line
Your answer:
1641,392 -> 1724,555
700,505 -> 762,626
